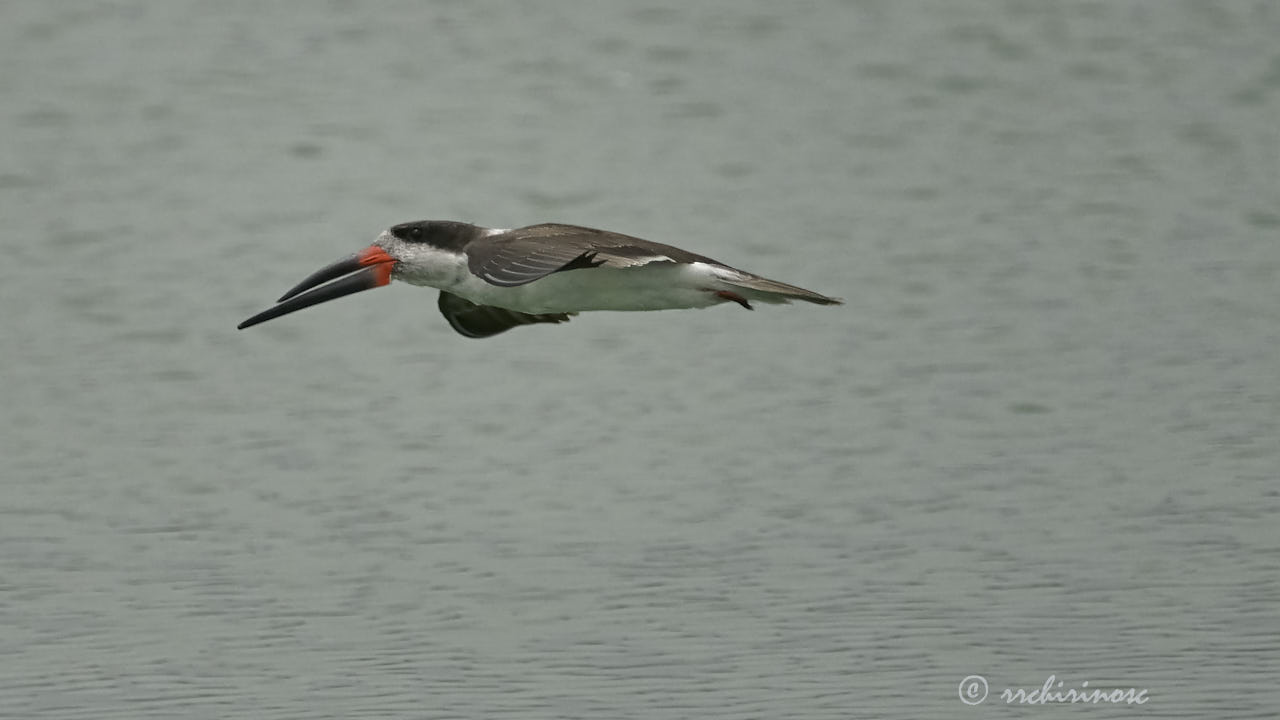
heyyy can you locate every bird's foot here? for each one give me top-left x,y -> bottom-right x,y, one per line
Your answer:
713,290 -> 753,310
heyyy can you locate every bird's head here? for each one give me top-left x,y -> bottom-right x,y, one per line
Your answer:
236,220 -> 485,331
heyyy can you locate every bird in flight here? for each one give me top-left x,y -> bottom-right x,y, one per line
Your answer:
238,220 -> 841,338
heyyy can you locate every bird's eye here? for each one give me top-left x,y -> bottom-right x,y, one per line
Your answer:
392,223 -> 425,242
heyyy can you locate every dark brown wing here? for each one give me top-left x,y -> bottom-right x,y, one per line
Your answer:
467,223 -> 723,287
437,291 -> 572,339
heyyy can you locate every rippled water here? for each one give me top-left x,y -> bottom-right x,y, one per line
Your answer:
2,1 -> 1277,717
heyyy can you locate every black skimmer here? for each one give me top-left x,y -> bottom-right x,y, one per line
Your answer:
237,221 -> 842,338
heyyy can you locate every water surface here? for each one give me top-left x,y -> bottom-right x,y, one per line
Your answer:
1,1 -> 1277,717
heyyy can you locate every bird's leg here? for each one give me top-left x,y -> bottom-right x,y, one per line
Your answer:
713,290 -> 753,310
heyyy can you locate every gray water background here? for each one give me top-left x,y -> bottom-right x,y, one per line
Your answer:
1,1 -> 1277,717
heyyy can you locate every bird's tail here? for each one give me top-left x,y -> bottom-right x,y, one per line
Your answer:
718,271 -> 843,306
